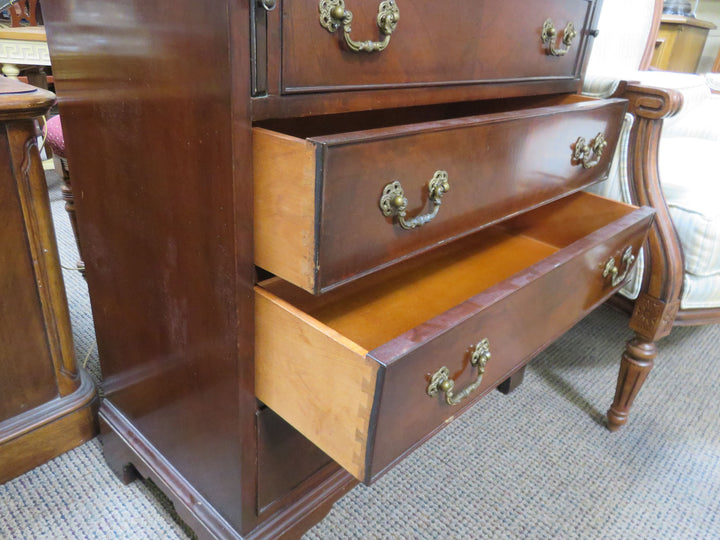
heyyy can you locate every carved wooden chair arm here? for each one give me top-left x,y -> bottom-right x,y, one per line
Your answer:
615,82 -> 685,339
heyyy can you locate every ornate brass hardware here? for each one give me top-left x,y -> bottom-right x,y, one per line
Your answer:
573,132 -> 608,169
319,0 -> 399,53
379,171 -> 449,230
603,247 -> 636,287
258,0 -> 276,11
541,19 -> 577,56
427,339 -> 491,406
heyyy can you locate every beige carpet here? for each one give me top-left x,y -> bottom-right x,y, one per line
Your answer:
1,172 -> 719,539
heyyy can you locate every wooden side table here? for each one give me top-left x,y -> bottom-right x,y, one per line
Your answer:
0,77 -> 97,484
652,15 -> 717,72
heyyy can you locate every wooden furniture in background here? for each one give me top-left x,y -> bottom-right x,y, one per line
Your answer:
42,1 -> 654,537
8,0 -> 41,27
0,25 -> 50,84
652,14 -> 717,72
0,77 -> 97,484
45,114 -> 84,275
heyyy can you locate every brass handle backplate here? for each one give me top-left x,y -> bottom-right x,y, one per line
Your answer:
427,339 -> 491,406
258,0 -> 276,11
541,18 -> 577,56
380,170 -> 449,230
603,246 -> 636,287
573,132 -> 608,169
319,0 -> 399,53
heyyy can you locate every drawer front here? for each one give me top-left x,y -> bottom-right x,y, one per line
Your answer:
317,99 -> 627,291
255,194 -> 655,484
280,0 -> 598,93
367,213 -> 650,479
255,97 -> 628,294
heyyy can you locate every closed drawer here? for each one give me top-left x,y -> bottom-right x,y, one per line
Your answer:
255,192 -> 655,484
254,95 -> 628,294
278,0 -> 599,93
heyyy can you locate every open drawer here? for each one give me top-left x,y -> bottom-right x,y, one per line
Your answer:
254,95 -> 628,294
255,192 -> 654,484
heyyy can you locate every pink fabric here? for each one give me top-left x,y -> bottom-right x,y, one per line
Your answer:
46,115 -> 65,157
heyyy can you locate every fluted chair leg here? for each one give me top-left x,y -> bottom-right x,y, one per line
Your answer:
607,335 -> 656,431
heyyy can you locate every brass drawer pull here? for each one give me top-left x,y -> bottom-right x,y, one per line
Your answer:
319,0 -> 399,53
427,339 -> 491,406
258,0 -> 276,11
380,170 -> 449,230
603,246 -> 636,287
541,19 -> 577,57
573,132 -> 608,169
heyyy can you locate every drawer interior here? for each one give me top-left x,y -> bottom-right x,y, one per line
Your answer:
256,94 -> 595,139
256,190 -> 650,482
259,191 -> 635,351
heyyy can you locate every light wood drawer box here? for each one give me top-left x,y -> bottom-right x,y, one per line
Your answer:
255,192 -> 654,484
278,0 -> 597,93
254,95 -> 627,294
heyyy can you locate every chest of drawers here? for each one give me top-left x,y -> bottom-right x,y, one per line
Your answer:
43,1 -> 653,537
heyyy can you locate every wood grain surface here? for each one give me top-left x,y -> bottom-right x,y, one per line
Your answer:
257,193 -> 654,483
254,96 -> 627,293
279,0 -> 595,92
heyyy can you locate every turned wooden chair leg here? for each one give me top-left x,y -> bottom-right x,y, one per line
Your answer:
47,115 -> 85,276
55,155 -> 85,276
607,294 -> 679,431
607,335 -> 656,431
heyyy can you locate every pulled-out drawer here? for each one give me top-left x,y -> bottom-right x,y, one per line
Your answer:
255,192 -> 654,484
254,95 -> 627,294
276,0 -> 599,93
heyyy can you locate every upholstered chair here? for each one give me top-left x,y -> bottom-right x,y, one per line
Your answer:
46,114 -> 84,274
584,0 -> 720,430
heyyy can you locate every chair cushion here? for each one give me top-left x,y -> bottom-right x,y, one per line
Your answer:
682,274 -> 720,310
45,115 -> 65,157
659,137 -> 720,308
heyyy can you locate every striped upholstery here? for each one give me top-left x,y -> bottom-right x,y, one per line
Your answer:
584,0 -> 657,78
583,0 -> 720,310
659,137 -> 720,309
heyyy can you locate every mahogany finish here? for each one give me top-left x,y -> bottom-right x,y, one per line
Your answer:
256,192 -> 653,483
40,0 -> 659,537
256,96 -> 628,293
278,0 -> 595,93
256,407 -> 332,513
0,77 -> 96,484
252,0 -> 603,120
42,0 -> 260,534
